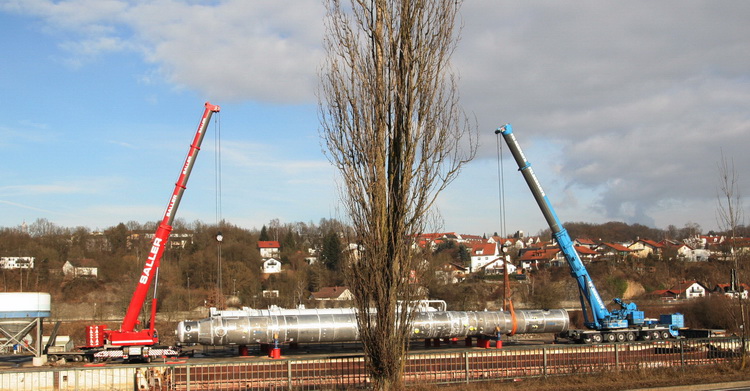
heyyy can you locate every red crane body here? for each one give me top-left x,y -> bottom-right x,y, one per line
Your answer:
86,102 -> 220,355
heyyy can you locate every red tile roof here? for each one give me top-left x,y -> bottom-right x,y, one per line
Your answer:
638,239 -> 663,248
667,280 -> 705,294
518,248 -> 559,261
257,241 -> 281,248
575,246 -> 599,255
600,242 -> 632,252
469,243 -> 497,256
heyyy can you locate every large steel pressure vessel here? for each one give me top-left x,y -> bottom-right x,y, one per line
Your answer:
176,308 -> 569,346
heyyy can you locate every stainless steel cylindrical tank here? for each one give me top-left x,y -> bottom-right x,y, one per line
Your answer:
176,308 -> 568,346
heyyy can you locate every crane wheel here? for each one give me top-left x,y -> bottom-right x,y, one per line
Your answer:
641,332 -> 651,341
661,331 -> 671,340
592,334 -> 603,343
626,332 -> 636,342
616,333 -> 626,342
605,333 -> 616,343
651,330 -> 661,340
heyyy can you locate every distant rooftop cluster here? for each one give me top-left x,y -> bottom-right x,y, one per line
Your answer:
415,232 -> 750,285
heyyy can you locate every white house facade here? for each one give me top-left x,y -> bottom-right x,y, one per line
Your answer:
469,243 -> 499,272
0,257 -> 34,269
261,258 -> 282,274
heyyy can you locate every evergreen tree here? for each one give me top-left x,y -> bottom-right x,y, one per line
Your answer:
259,225 -> 270,241
321,231 -> 342,271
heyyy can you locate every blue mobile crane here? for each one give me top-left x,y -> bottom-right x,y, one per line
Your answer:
496,124 -> 683,343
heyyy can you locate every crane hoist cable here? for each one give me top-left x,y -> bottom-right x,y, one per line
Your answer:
214,110 -> 223,226
495,129 -> 517,335
214,112 -> 225,303
495,133 -> 507,238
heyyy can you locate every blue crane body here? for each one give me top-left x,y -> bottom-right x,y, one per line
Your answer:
496,124 -> 683,343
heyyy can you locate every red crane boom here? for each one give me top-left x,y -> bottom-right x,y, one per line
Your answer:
86,102 -> 220,357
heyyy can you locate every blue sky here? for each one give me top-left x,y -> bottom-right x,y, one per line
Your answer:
1,1 -> 749,237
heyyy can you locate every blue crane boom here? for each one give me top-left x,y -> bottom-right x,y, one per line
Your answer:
496,123 -> 682,343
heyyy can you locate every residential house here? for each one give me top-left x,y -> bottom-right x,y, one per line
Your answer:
628,239 -> 663,258
344,243 -> 363,263
725,237 -> 750,256
574,238 -> 597,249
517,244 -> 599,269
62,259 -> 99,278
258,241 -> 281,259
518,247 -> 559,270
675,280 -> 709,299
676,244 -> 710,262
575,245 -> 600,263
458,234 -> 485,244
597,242 -> 634,261
304,250 -> 319,265
468,242 -> 499,272
491,237 -> 526,255
482,257 -> 517,275
262,290 -> 280,298
415,232 -> 458,250
0,257 -> 34,269
168,232 -> 194,249
520,236 -> 542,247
261,258 -> 282,274
310,286 -> 354,301
435,263 -> 467,284
714,283 -> 750,300
684,235 -> 724,250
653,280 -> 708,300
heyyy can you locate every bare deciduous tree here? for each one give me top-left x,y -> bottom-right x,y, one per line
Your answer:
319,0 -> 476,388
716,151 -> 747,368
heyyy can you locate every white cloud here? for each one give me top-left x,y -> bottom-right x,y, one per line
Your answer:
449,1 -> 750,231
3,0 -> 750,233
3,0 -> 325,102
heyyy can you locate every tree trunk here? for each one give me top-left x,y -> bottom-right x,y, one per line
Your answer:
319,0 -> 476,388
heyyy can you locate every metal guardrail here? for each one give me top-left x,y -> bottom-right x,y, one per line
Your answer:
0,337 -> 743,390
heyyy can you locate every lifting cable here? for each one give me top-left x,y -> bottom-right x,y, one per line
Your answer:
495,130 -> 517,335
495,134 -> 507,238
214,113 -> 224,301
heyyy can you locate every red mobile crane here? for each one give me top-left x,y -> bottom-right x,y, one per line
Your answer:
84,102 -> 221,362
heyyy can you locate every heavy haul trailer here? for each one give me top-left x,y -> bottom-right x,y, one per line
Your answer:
46,103 -> 220,363
496,124 -> 687,344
